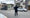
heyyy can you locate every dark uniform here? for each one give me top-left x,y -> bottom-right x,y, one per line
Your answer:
14,5 -> 18,16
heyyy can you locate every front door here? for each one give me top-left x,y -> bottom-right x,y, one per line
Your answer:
29,6 -> 30,10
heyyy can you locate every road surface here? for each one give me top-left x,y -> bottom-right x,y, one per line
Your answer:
0,10 -> 30,18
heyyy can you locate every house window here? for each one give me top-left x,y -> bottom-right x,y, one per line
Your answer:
23,3 -> 25,5
21,0 -> 23,2
16,3 -> 20,6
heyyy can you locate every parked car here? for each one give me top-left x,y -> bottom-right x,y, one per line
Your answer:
1,7 -> 5,10
1,7 -> 7,10
17,7 -> 27,12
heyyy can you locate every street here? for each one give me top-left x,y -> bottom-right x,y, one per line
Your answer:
0,10 -> 30,18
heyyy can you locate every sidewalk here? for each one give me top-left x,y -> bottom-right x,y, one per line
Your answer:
11,10 -> 15,11
27,10 -> 30,12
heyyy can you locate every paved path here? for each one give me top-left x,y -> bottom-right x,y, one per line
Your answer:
0,10 -> 30,18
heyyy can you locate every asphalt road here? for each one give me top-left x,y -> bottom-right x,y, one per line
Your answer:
0,10 -> 30,18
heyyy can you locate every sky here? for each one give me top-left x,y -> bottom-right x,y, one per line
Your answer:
0,0 -> 25,4
0,0 -> 14,4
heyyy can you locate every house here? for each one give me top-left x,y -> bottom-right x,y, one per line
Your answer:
0,2 -> 3,10
20,0 -> 25,8
14,0 -> 25,8
7,4 -> 14,10
0,2 -> 8,10
25,0 -> 30,10
1,3 -> 8,10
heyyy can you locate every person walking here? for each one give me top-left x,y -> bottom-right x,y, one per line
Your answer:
14,5 -> 18,16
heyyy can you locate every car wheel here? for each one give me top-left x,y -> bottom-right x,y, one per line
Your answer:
23,10 -> 25,12
25,11 -> 27,12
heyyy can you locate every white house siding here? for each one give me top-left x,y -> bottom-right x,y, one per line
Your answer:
23,5 -> 25,8
20,2 -> 23,6
20,1 -> 25,8
14,0 -> 25,9
23,1 -> 25,8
